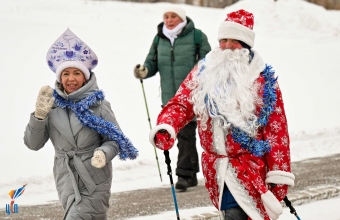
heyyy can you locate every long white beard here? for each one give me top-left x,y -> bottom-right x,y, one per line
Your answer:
189,47 -> 260,136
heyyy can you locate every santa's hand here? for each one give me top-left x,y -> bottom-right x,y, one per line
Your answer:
261,190 -> 283,220
270,184 -> 288,202
154,130 -> 174,150
134,64 -> 148,79
91,150 -> 106,168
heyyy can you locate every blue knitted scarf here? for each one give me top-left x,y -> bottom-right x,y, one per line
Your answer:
53,90 -> 138,160
205,64 -> 277,157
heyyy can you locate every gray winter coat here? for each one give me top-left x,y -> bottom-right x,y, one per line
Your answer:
24,73 -> 119,220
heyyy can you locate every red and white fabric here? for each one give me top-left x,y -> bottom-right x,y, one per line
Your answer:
151,51 -> 294,220
218,9 -> 255,48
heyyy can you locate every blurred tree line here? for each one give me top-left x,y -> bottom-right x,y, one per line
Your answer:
100,0 -> 340,9
305,0 -> 340,9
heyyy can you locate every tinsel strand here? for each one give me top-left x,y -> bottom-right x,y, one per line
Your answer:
230,64 -> 277,157
53,90 -> 138,160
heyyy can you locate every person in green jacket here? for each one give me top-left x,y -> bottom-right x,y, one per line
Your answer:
134,4 -> 211,191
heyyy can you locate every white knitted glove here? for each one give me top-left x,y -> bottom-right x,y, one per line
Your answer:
261,191 -> 283,220
134,64 -> 148,79
91,150 -> 106,168
35,85 -> 55,120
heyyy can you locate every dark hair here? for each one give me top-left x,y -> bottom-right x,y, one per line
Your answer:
238,40 -> 254,63
238,40 -> 251,50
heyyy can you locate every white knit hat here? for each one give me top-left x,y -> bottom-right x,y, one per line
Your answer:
163,5 -> 186,22
217,9 -> 255,48
46,28 -> 98,82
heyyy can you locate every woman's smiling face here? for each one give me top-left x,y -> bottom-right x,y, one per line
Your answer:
60,67 -> 86,94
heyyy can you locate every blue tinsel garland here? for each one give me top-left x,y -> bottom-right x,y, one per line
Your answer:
53,90 -> 138,160
230,64 -> 277,157
204,64 -> 277,157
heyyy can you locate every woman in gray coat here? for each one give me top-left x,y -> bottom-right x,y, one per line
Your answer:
24,28 -> 138,220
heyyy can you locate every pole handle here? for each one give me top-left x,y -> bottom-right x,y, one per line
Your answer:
270,184 -> 301,219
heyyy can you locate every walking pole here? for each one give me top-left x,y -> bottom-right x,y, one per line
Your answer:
164,150 -> 180,220
283,196 -> 301,220
140,79 -> 162,182
270,184 -> 301,220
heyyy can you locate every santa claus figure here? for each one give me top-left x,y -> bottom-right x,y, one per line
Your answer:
149,9 -> 295,220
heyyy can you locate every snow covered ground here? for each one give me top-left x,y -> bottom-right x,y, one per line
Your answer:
0,0 -> 340,219
128,196 -> 340,220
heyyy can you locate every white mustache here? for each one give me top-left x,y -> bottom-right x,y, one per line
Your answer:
190,48 -> 258,135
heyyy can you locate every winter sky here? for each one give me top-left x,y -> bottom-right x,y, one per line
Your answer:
0,0 -> 340,219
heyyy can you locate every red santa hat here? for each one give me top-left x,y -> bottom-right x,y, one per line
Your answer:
218,9 -> 255,48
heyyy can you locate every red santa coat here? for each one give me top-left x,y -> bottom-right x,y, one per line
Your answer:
150,51 -> 295,220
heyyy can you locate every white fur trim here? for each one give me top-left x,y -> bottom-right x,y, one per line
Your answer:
225,166 -> 263,220
56,61 -> 90,82
163,5 -> 186,22
217,21 -> 255,48
218,210 -> 225,219
248,50 -> 265,83
266,170 -> 295,187
149,124 -> 176,148
261,191 -> 283,220
212,119 -> 227,156
46,29 -> 97,78
217,158 -> 228,209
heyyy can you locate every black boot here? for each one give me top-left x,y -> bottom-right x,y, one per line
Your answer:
176,121 -> 199,191
175,175 -> 198,191
175,176 -> 188,191
187,174 -> 198,187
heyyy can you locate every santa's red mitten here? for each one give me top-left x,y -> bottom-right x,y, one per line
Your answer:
154,130 -> 174,150
271,184 -> 288,202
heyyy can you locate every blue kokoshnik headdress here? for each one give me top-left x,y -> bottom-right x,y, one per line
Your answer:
53,90 -> 138,160
46,28 -> 98,82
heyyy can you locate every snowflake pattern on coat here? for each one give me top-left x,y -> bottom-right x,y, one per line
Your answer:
156,66 -> 292,220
